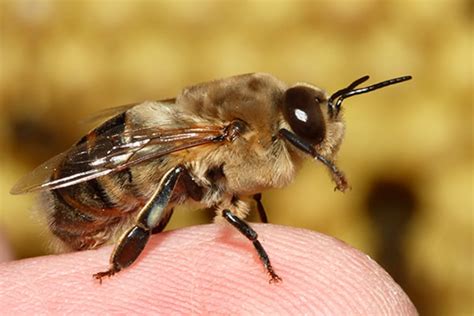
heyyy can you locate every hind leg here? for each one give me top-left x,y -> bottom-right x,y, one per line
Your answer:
93,165 -> 202,282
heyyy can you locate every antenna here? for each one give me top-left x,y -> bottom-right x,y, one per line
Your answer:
328,75 -> 412,117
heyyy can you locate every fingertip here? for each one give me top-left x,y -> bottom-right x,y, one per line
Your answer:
0,224 -> 417,314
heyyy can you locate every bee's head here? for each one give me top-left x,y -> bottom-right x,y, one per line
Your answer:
281,85 -> 328,147
280,82 -> 345,159
280,75 -> 412,191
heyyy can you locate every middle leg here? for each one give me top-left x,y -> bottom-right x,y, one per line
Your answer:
222,209 -> 281,283
253,193 -> 268,223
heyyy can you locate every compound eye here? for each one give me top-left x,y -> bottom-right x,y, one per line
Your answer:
282,86 -> 326,145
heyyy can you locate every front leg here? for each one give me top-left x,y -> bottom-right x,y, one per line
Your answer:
93,165 -> 200,282
222,209 -> 281,283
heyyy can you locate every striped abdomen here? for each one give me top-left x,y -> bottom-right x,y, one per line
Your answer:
49,113 -> 145,250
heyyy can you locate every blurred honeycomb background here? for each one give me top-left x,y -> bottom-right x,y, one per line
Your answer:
0,0 -> 472,314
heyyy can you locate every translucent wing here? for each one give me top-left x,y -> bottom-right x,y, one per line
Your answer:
11,124 -> 226,194
79,99 -> 176,126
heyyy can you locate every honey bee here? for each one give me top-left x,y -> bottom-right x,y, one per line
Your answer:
11,73 -> 411,283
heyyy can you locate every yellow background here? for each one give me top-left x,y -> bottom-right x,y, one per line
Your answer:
0,0 -> 472,314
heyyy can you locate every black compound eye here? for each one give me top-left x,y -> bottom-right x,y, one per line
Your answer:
282,86 -> 326,145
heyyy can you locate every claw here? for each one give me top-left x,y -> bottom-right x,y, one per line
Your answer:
333,173 -> 350,192
267,266 -> 282,284
269,272 -> 283,284
93,269 -> 115,284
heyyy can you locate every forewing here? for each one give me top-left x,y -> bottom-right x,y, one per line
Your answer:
10,125 -> 225,194
79,99 -> 176,126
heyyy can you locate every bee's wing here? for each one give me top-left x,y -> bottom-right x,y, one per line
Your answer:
10,125 -> 225,194
80,99 -> 176,126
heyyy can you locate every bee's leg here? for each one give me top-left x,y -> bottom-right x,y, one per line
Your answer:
253,193 -> 268,223
151,208 -> 174,234
222,209 -> 282,283
94,165 -> 199,282
149,169 -> 203,236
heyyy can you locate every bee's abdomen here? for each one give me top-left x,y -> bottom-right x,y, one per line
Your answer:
49,112 -> 144,250
49,174 -> 140,250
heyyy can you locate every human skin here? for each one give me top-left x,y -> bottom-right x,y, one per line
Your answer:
0,224 -> 417,314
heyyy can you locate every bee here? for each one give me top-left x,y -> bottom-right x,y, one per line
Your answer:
11,73 -> 411,283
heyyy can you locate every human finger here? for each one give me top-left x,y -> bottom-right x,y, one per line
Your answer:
0,224 -> 417,315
